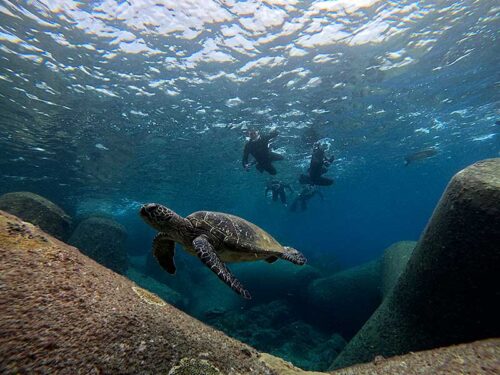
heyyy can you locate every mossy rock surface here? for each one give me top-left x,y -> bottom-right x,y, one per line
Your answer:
0,210 -> 280,375
69,216 -> 128,274
168,357 -> 221,375
0,191 -> 71,240
381,241 -> 416,297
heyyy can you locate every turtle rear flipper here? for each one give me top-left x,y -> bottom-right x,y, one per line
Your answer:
153,233 -> 176,274
193,235 -> 251,299
280,246 -> 307,265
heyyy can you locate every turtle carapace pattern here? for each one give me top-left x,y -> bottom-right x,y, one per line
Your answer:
140,203 -> 306,299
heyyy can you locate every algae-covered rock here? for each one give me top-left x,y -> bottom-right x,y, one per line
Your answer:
69,216 -> 128,274
381,241 -> 416,297
307,260 -> 382,339
168,357 -> 221,375
126,267 -> 185,308
331,159 -> 500,369
0,191 -> 71,240
0,210 -> 280,374
329,338 -> 500,375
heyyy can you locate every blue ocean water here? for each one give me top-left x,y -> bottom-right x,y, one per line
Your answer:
0,0 -> 498,370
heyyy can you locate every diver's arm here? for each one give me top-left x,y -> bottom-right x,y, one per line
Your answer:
262,129 -> 278,142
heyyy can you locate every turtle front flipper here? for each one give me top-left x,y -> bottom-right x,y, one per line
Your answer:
280,246 -> 307,265
153,233 -> 176,274
193,235 -> 251,299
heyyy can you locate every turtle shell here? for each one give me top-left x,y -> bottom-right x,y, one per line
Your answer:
187,211 -> 285,255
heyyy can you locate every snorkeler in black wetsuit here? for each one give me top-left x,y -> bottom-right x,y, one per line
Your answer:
299,142 -> 335,186
290,185 -> 323,212
265,179 -> 293,206
242,129 -> 284,175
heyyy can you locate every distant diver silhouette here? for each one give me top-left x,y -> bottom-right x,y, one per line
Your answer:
266,179 -> 293,206
242,129 -> 284,175
290,185 -> 323,212
299,141 -> 334,186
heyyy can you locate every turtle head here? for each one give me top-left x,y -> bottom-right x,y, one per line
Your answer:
140,203 -> 186,236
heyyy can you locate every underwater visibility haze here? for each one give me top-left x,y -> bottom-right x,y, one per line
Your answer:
0,0 -> 498,371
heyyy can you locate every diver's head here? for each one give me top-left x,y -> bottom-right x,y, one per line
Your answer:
140,203 -> 181,233
313,141 -> 326,152
248,130 -> 260,141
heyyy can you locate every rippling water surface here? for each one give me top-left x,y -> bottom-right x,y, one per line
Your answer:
0,0 -> 498,295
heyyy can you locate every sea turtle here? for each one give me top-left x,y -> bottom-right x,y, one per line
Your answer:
139,203 -> 306,299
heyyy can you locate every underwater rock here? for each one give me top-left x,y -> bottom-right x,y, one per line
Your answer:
125,267 -> 185,308
380,241 -> 416,297
331,158 -> 500,369
68,216 -> 128,274
307,260 -> 382,339
168,357 -> 221,375
0,210 -> 288,374
207,299 -> 344,372
329,338 -> 500,375
0,191 -> 72,241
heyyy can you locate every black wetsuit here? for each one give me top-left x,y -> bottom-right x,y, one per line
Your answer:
242,130 -> 283,175
299,146 -> 334,186
266,180 -> 293,205
290,186 -> 323,212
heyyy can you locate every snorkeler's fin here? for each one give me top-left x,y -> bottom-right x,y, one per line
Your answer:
152,233 -> 176,274
193,235 -> 251,299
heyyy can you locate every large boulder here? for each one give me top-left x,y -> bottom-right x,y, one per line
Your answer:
331,159 -> 500,369
306,260 -> 382,339
329,339 -> 500,375
0,191 -> 71,240
125,267 -> 185,308
69,216 -> 128,274
381,241 -> 416,297
0,210 -> 308,375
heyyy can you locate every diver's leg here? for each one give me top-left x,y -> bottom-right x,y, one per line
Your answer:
314,176 -> 334,186
269,152 -> 284,161
264,163 -> 277,175
256,163 -> 264,173
272,191 -> 278,201
280,191 -> 286,204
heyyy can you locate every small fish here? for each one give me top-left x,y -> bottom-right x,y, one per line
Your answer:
95,143 -> 109,150
404,148 -> 437,166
